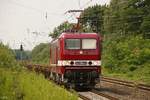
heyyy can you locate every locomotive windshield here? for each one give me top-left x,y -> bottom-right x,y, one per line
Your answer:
65,39 -> 97,50
82,39 -> 96,49
65,39 -> 80,49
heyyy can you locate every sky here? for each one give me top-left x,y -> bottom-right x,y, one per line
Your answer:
0,0 -> 110,50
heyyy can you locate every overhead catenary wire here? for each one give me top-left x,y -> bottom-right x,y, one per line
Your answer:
7,0 -> 148,50
65,0 -> 133,24
4,0 -> 52,49
79,14 -> 149,31
59,0 -> 148,33
64,0 -> 93,23
7,0 -> 63,16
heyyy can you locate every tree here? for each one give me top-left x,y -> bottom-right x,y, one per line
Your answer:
121,0 -> 150,35
0,43 -> 16,68
140,0 -> 150,37
103,0 -> 130,35
49,22 -> 73,39
80,5 -> 106,34
31,43 -> 50,64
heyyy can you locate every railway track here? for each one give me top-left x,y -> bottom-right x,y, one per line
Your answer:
78,89 -> 119,100
101,76 -> 150,91
25,64 -> 150,92
78,93 -> 90,100
91,89 -> 118,100
25,64 -> 150,99
70,76 -> 150,100
99,76 -> 150,100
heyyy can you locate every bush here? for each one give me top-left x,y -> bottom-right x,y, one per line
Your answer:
31,43 -> 49,64
102,34 -> 150,84
0,43 -> 17,68
0,42 -> 77,100
0,68 -> 77,100
103,35 -> 150,71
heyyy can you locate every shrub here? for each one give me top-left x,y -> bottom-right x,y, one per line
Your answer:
0,68 -> 77,100
0,43 -> 17,68
31,43 -> 49,64
102,34 -> 150,84
103,35 -> 150,71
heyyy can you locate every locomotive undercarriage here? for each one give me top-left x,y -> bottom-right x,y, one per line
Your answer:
49,66 -> 100,89
64,70 -> 100,89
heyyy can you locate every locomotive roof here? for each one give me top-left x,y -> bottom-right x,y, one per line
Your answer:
59,32 -> 99,38
51,32 -> 100,44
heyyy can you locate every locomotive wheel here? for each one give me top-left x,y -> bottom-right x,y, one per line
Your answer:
69,84 -> 74,90
65,83 -> 75,90
58,74 -> 62,84
52,73 -> 56,81
56,74 -> 61,84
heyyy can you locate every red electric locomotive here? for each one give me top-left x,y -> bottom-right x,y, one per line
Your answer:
50,32 -> 102,89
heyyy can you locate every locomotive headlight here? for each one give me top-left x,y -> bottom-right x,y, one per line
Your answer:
58,60 -> 75,66
92,61 -> 101,66
62,61 -> 70,66
58,60 -> 101,66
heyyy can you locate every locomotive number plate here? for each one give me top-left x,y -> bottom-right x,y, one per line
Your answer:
75,61 -> 87,66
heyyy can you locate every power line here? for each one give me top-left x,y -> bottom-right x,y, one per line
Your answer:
7,0 -> 63,16
79,14 -> 149,29
64,0 -> 93,23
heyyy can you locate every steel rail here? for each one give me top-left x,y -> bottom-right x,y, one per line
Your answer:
78,94 -> 91,100
91,89 -> 119,100
102,76 -> 150,91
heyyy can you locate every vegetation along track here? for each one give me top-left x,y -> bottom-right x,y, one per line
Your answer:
25,64 -> 119,99
25,64 -> 150,99
99,76 -> 150,99
101,76 -> 150,91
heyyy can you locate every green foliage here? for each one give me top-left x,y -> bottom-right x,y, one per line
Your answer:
49,22 -> 73,39
80,5 -> 106,33
31,43 -> 49,64
79,0 -> 150,36
78,1 -> 150,84
94,1 -> 150,80
0,68 -> 77,100
103,0 -> 125,34
141,14 -> 150,34
19,70 -> 77,100
0,68 -> 19,100
102,0 -> 150,36
0,43 -> 17,68
102,34 -> 150,84
0,42 -> 77,100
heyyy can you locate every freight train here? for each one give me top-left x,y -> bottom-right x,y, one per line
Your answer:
49,32 -> 102,89
26,32 -> 102,89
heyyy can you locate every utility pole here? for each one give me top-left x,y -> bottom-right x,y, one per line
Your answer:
20,44 -> 23,61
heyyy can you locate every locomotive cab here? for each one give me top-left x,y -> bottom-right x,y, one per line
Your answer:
58,33 -> 102,88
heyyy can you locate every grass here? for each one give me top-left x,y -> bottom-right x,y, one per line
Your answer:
102,35 -> 150,85
102,64 -> 150,85
0,67 -> 78,100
